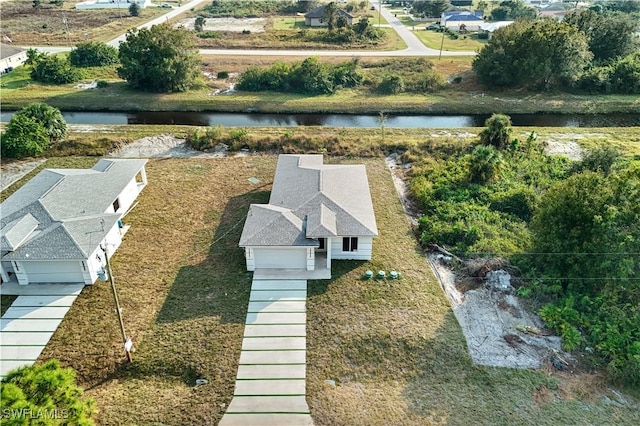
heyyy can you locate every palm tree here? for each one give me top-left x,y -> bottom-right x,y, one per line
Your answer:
322,2 -> 339,31
15,103 -> 67,142
479,113 -> 513,149
469,145 -> 504,183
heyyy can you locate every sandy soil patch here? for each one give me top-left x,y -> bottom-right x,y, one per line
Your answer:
108,134 -> 228,159
543,140 -> 584,161
1,159 -> 48,191
177,17 -> 266,33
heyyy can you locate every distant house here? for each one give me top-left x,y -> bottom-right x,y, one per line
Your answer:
0,43 -> 26,74
0,159 -> 147,285
304,5 -> 354,27
239,155 -> 377,278
537,3 -> 571,20
441,11 -> 484,32
479,21 -> 514,39
75,0 -> 152,10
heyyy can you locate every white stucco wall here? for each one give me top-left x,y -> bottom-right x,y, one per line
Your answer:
330,236 -> 373,261
0,51 -> 27,74
85,222 -> 124,284
76,0 -> 151,10
106,173 -> 145,215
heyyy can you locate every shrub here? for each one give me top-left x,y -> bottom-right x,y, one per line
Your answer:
572,146 -> 622,175
96,79 -> 109,88
413,70 -> 445,92
129,2 -> 140,16
70,41 -> 119,67
378,74 -> 404,94
217,71 -> 229,79
0,359 -> 96,424
1,115 -> 50,159
198,31 -> 220,39
30,55 -> 83,84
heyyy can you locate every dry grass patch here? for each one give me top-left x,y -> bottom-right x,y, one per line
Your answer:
0,1 -> 166,45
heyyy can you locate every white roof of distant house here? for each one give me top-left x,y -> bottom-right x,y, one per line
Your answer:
479,21 -> 514,32
239,155 -> 377,247
1,159 -> 147,260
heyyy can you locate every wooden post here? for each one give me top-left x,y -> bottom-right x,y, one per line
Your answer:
103,245 -> 132,362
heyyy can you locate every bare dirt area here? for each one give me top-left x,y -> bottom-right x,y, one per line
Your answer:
108,134 -> 228,158
177,17 -> 266,33
1,159 -> 47,191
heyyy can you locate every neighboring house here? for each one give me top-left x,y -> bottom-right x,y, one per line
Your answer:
441,11 -> 484,32
0,159 -> 147,285
0,43 -> 26,74
537,3 -> 571,20
479,21 -> 514,39
239,154 -> 377,277
304,5 -> 354,27
76,0 -> 152,10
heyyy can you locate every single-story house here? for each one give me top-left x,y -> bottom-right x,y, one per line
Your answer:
0,43 -> 27,74
479,21 -> 514,39
441,11 -> 484,32
239,154 -> 377,277
305,5 -> 354,27
0,159 -> 147,285
76,0 -> 151,10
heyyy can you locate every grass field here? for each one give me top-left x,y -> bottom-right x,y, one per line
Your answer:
413,29 -> 487,52
0,0 -> 167,45
2,154 -> 639,425
3,55 -> 639,115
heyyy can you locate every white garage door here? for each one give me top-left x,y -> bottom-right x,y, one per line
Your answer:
253,248 -> 307,269
22,261 -> 84,283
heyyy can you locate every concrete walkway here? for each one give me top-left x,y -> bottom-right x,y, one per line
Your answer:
219,279 -> 314,426
0,282 -> 84,378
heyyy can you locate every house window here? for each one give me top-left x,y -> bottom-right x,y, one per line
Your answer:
342,237 -> 358,252
112,198 -> 120,212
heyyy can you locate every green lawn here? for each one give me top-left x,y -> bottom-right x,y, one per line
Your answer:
3,154 -> 637,425
414,29 -> 487,52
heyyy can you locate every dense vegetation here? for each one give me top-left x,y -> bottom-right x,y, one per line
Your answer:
238,57 -> 445,95
117,24 -> 201,93
200,0 -> 301,17
0,359 -> 96,425
69,42 -> 118,68
26,49 -> 83,85
408,115 -> 640,385
473,9 -> 640,93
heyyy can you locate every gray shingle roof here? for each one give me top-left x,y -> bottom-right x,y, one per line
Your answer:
0,43 -> 25,61
239,155 -> 377,247
1,159 -> 146,261
304,5 -> 354,19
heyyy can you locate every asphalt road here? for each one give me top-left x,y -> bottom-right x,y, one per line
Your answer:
29,0 -> 474,57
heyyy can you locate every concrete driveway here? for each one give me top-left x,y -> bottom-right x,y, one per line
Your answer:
0,282 -> 84,378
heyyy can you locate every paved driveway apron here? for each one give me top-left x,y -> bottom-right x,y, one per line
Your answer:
0,283 -> 84,378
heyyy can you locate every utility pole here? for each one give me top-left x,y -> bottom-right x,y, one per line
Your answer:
102,245 -> 132,363
378,0 -> 381,27
439,26 -> 445,60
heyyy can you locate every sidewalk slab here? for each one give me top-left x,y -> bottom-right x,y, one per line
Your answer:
219,413 -> 314,426
0,345 -> 44,360
225,395 -> 310,413
239,350 -> 306,365
241,337 -> 306,351
0,332 -> 56,346
250,280 -> 307,291
244,324 -> 305,337
250,290 -> 307,301
247,301 -> 306,313
2,306 -> 72,319
1,318 -> 63,332
234,379 -> 306,396
236,364 -> 306,380
11,295 -> 77,307
245,312 -> 306,325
